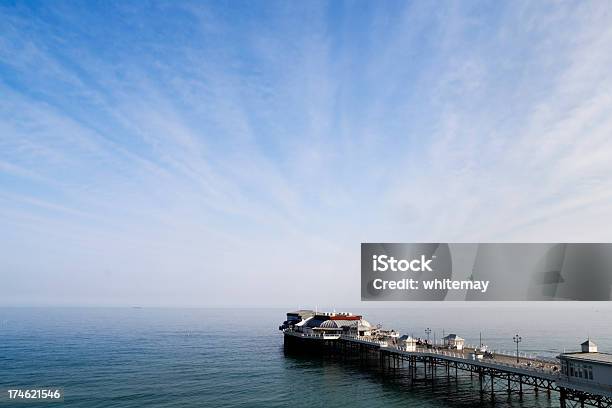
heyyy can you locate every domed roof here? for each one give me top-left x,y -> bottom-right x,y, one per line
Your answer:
319,319 -> 372,330
304,318 -> 327,328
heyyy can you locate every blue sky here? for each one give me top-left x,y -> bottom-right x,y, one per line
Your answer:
2,1 -> 612,307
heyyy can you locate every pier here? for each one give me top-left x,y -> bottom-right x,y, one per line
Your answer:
281,311 -> 612,408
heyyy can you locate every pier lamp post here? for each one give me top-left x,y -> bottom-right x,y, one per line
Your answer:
513,334 -> 522,363
425,328 -> 431,344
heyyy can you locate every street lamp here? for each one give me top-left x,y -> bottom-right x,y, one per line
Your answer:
425,327 -> 431,344
513,334 -> 522,363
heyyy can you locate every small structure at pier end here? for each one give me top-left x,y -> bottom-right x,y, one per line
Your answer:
280,310 -> 612,407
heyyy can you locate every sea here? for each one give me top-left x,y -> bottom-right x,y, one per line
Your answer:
1,304 -> 611,407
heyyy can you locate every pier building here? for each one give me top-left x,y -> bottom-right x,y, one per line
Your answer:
559,340 -> 612,398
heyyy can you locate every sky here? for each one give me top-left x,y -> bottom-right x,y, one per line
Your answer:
1,1 -> 612,307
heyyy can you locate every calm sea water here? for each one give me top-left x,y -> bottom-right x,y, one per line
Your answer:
1,305 -> 611,407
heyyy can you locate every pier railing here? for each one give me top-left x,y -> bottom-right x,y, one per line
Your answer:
382,345 -> 560,376
288,330 -> 559,376
340,334 -> 388,346
284,330 -> 340,340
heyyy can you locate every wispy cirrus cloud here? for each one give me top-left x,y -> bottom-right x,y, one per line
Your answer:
1,1 -> 612,306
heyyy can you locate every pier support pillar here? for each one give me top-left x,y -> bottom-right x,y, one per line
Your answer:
559,388 -> 567,408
